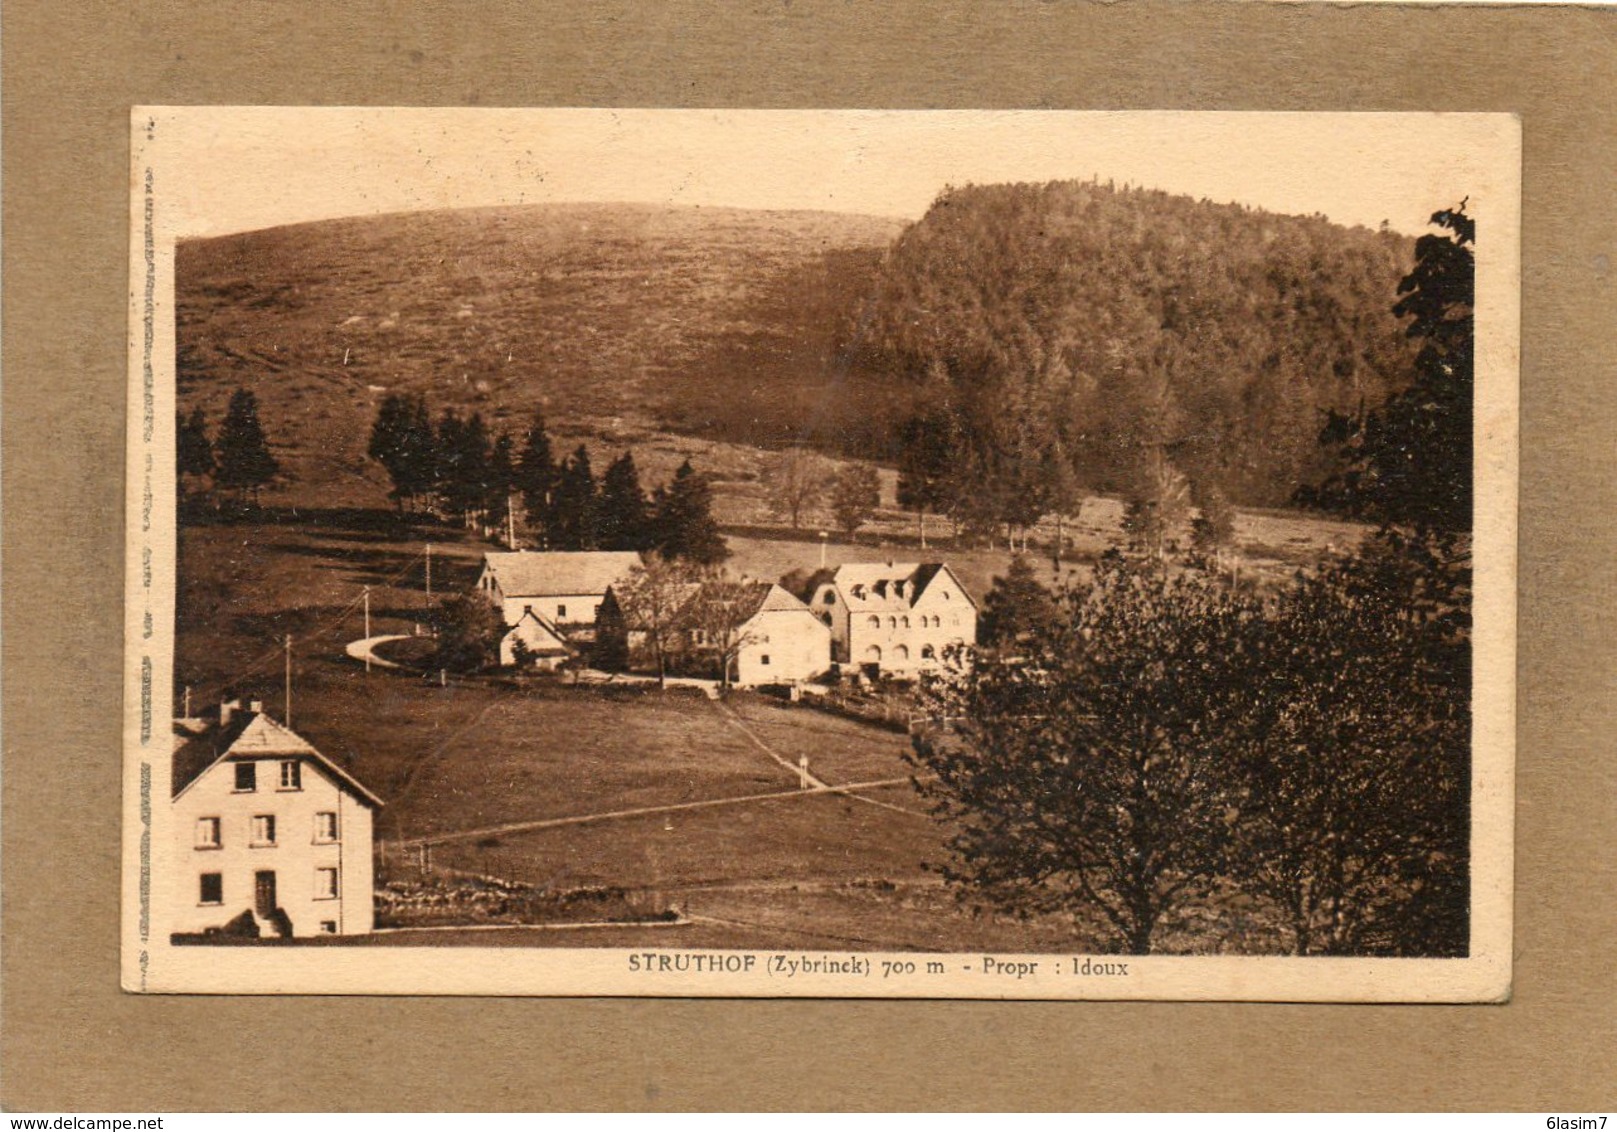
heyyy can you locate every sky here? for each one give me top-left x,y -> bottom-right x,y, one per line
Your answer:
141,108 -> 1519,240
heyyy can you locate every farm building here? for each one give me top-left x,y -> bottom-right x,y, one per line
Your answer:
597,579 -> 831,686
499,607 -> 573,669
170,700 -> 382,940
809,562 -> 977,676
475,550 -> 643,635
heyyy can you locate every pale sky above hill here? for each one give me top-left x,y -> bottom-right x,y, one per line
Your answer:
141,108 -> 1517,241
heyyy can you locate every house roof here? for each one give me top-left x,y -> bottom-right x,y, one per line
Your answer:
172,706 -> 384,808
481,551 -> 643,598
824,562 -> 975,611
606,580 -> 813,631
504,608 -> 574,657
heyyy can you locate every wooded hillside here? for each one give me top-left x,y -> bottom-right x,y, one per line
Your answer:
852,180 -> 1419,506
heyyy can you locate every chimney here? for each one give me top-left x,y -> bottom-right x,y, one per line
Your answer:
220,699 -> 237,727
248,699 -> 264,715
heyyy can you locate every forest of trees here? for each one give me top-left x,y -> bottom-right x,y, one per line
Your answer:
852,179 -> 1419,544
914,203 -> 1475,957
366,399 -> 728,563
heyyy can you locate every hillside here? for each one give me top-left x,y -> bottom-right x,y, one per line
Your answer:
853,180 -> 1421,506
176,188 -> 1424,513
176,203 -> 908,505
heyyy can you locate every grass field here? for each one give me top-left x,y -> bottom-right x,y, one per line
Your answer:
176,503 -> 1344,952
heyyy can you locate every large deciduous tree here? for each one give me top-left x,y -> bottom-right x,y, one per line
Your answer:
911,559 -> 1259,954
829,463 -> 881,541
766,446 -> 831,531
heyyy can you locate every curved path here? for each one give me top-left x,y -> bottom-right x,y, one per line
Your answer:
345,633 -> 414,671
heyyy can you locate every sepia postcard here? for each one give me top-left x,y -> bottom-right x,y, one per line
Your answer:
123,108 -> 1519,999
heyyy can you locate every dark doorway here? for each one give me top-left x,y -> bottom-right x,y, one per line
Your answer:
254,870 -> 277,918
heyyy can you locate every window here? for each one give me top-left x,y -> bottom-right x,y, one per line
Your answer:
314,811 -> 339,844
279,760 -> 301,790
314,867 -> 340,900
888,616 -> 898,630
921,645 -> 936,660
319,920 -> 338,934
556,604 -> 567,619
851,585 -> 865,599
760,654 -> 771,666
251,815 -> 277,846
233,762 -> 256,792
823,592 -> 835,605
195,817 -> 222,849
900,615 -> 910,629
199,873 -> 223,905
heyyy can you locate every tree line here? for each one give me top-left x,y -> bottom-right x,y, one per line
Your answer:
846,178 -> 1422,551
913,203 -> 1475,956
367,398 -> 728,563
177,387 -> 281,505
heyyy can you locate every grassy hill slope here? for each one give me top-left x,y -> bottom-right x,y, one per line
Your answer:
176,203 -> 907,506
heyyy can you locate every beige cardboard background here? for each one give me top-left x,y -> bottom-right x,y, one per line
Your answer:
4,0 -> 1613,1112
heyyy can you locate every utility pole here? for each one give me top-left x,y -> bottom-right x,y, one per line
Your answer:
507,491 -> 517,549
182,685 -> 192,719
363,586 -> 372,672
284,634 -> 293,728
425,543 -> 433,600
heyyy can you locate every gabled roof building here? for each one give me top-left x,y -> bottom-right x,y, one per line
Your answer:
809,562 -> 977,675
171,700 -> 381,940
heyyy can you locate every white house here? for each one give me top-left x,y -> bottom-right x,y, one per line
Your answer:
724,582 -> 833,687
809,562 -> 977,676
171,700 -> 382,940
475,550 -> 642,634
498,607 -> 573,669
597,580 -> 831,687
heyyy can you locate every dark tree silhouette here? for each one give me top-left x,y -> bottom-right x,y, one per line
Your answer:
213,388 -> 280,504
829,463 -> 880,541
653,459 -> 728,566
976,555 -> 1058,651
428,593 -> 505,675
597,451 -> 652,551
368,393 -> 435,512
912,559 -> 1259,954
516,410 -> 560,547
1230,533 -> 1471,956
1303,203 -> 1474,532
177,407 -> 215,498
551,445 -> 600,551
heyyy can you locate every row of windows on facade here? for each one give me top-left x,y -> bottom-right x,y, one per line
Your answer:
855,613 -> 959,630
194,811 -> 339,849
831,584 -> 953,603
197,868 -> 340,905
232,760 -> 305,792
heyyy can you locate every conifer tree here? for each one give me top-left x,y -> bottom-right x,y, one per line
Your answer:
552,445 -> 600,550
516,410 -> 560,546
487,432 -> 518,542
213,388 -> 280,505
177,407 -> 215,499
977,555 -> 1058,650
653,459 -> 728,565
597,451 -> 651,551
